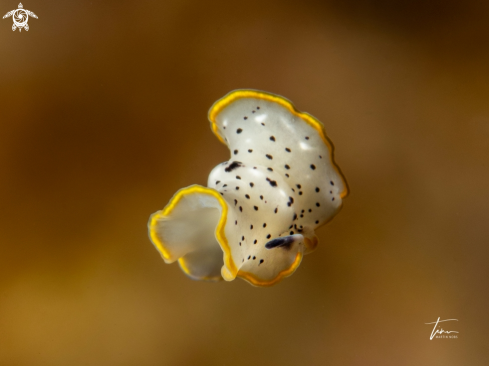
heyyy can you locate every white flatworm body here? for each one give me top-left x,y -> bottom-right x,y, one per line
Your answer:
148,90 -> 348,286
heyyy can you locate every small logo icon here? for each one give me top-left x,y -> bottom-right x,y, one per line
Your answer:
425,317 -> 459,340
3,3 -> 37,32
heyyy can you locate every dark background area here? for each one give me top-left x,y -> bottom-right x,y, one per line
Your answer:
1,0 -> 488,365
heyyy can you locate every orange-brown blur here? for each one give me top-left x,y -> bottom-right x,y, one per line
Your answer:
1,0 -> 488,365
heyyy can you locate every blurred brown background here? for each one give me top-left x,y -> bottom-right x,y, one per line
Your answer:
1,0 -> 488,365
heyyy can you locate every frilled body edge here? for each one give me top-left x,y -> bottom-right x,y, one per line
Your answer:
148,185 -> 303,286
148,185 -> 233,281
238,252 -> 303,287
208,89 -> 349,199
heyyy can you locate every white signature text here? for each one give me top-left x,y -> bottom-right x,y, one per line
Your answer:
425,317 -> 459,340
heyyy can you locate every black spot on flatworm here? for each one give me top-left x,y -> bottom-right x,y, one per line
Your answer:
330,181 -> 334,185
223,184 -> 227,187
234,199 -> 237,205
265,236 -> 295,250
216,181 -> 221,184
261,123 -> 265,126
287,197 -> 294,207
266,178 -> 277,187
259,259 -> 264,264
237,128 -> 242,134
254,206 -> 258,211
239,206 -> 243,212
260,195 -> 263,200
267,234 -> 271,239
293,213 -> 297,220
236,186 -> 240,190
245,194 -> 250,199
254,239 -> 257,244
250,182 -> 254,187
234,150 -> 238,155
296,184 -> 301,189
274,207 -> 278,213
225,161 -> 242,172
248,149 -> 253,153
285,173 -> 289,178
263,223 -> 267,228
236,176 -> 241,180
250,225 -> 253,229
242,236 -> 245,240
285,147 -> 291,152
284,164 -> 290,170
244,117 -> 248,120
270,136 -> 275,142
316,202 -> 320,207
310,164 -> 316,170
315,220 -> 319,224
267,167 -> 273,172
299,191 -> 303,195
235,220 -> 237,225
316,187 -> 320,192
332,197 -> 335,201
305,136 -> 310,140
266,154 -> 273,160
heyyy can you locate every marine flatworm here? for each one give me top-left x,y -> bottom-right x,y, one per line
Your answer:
148,89 -> 348,286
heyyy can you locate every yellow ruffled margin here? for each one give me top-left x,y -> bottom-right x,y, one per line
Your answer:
239,252 -> 303,287
148,185 -> 304,286
208,89 -> 349,199
148,185 -> 235,282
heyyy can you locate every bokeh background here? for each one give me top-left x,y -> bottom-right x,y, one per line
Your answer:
1,0 -> 489,365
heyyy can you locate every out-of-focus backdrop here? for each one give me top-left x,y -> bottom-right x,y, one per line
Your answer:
1,0 -> 488,365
